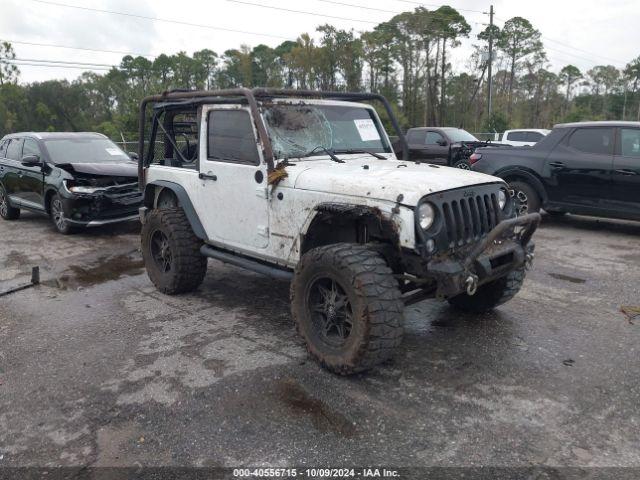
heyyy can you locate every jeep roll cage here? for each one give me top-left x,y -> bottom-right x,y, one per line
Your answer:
137,87 -> 410,189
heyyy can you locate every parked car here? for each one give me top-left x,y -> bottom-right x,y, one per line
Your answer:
470,121 -> 640,220
0,132 -> 143,233
498,129 -> 550,147
394,127 -> 506,169
137,88 -> 540,375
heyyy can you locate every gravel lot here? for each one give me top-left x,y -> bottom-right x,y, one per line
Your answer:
0,211 -> 639,472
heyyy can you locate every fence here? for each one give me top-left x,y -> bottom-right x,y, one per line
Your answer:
470,132 -> 501,142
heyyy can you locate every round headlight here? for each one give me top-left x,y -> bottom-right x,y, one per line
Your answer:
498,189 -> 507,209
418,203 -> 436,230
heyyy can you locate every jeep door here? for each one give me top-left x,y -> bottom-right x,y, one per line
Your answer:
612,127 -> 640,213
198,105 -> 269,249
543,126 -> 614,208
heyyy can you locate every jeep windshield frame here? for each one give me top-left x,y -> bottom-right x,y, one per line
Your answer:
138,88 -> 409,189
262,101 -> 393,161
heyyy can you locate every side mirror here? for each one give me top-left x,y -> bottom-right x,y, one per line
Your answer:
21,154 -> 41,167
128,152 -> 139,160
437,139 -> 448,147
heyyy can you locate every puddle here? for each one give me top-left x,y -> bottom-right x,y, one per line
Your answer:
45,253 -> 144,289
547,272 -> 586,284
276,378 -> 355,437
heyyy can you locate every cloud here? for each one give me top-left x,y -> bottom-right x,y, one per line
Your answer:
5,0 -> 640,83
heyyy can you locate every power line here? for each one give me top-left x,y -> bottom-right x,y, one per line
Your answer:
226,0 -> 380,24
0,60 -> 112,71
392,0 -> 485,14
32,0 -> 290,40
1,38 -> 156,58
10,57 -> 115,68
316,0 -> 400,14
315,0 -> 487,23
228,0 -> 486,38
493,15 -> 626,66
542,47 -> 618,67
542,37 -> 626,66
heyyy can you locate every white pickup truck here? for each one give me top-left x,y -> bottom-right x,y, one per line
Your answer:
499,129 -> 550,147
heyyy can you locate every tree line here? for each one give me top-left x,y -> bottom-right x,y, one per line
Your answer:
1,6 -> 640,140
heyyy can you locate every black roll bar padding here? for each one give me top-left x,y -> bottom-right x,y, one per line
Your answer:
462,212 -> 541,270
137,88 -> 409,189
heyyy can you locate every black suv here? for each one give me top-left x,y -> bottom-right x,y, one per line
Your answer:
471,121 -> 640,221
0,132 -> 142,233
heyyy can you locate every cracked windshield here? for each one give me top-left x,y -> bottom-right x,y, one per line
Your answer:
263,104 -> 392,159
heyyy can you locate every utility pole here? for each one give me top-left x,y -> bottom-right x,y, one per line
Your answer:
487,4 -> 494,117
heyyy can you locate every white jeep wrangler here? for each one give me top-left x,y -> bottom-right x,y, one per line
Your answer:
137,88 -> 540,374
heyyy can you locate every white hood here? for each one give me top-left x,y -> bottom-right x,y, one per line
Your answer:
281,156 -> 504,206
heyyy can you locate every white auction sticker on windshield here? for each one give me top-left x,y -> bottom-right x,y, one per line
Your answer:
354,119 -> 380,142
106,148 -> 124,156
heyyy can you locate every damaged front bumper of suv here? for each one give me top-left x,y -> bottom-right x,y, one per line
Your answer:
424,213 -> 540,299
400,182 -> 541,304
401,213 -> 540,304
60,181 -> 143,227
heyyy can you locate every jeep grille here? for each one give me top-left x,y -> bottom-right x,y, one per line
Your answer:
418,184 -> 506,254
442,193 -> 501,248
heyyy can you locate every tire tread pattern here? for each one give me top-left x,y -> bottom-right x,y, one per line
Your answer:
291,243 -> 404,375
142,208 -> 207,295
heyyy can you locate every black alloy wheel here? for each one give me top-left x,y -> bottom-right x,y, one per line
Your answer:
307,276 -> 353,347
150,229 -> 173,273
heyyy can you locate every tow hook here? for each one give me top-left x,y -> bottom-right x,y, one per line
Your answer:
525,252 -> 535,270
465,274 -> 479,296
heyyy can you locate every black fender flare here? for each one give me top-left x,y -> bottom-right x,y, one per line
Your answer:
494,167 -> 548,204
143,180 -> 207,240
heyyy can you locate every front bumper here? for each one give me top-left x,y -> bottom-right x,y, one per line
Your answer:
60,185 -> 143,227
424,213 -> 540,297
66,214 -> 140,227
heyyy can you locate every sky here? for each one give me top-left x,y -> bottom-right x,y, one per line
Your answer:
1,0 -> 638,84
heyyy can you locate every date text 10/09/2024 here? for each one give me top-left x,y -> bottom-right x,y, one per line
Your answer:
233,468 -> 400,478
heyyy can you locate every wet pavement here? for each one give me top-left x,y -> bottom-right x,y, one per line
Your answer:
0,211 -> 639,469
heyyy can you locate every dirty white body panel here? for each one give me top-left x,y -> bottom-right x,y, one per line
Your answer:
286,157 -> 501,205
146,164 -> 416,268
145,98 -> 506,269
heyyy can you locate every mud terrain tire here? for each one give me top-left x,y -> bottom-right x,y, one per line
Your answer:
448,266 -> 526,313
291,243 -> 404,375
0,184 -> 20,220
142,208 -> 207,294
